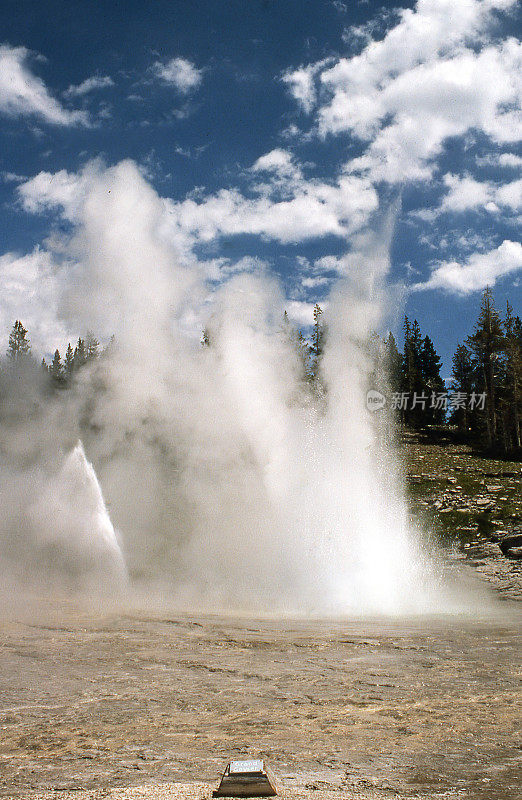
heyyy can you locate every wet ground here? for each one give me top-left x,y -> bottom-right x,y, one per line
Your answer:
1,433 -> 521,800
0,600 -> 520,800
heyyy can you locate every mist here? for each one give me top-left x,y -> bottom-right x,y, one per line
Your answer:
0,160 -> 480,615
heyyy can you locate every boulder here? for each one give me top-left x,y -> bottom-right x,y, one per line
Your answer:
499,534 -> 522,558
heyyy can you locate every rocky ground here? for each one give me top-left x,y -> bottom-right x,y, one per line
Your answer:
0,431 -> 520,800
403,428 -> 522,602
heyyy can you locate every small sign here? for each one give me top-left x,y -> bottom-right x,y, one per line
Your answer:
214,759 -> 277,797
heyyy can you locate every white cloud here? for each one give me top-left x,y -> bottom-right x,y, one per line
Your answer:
495,178 -> 522,211
440,173 -> 494,212
64,75 -> 114,97
413,240 -> 522,294
498,152 -> 522,168
153,57 -> 203,93
289,254 -> 346,296
284,0 -> 521,183
1,171 -> 26,183
204,255 -> 269,282
301,275 -> 330,289
167,170 -> 377,245
252,148 -> 300,177
17,162 -> 102,221
281,59 -> 332,115
476,151 -> 522,167
313,254 -> 347,274
0,44 -> 89,126
0,247 -> 71,354
17,155 -> 378,297
342,41 -> 521,182
282,65 -> 317,114
417,173 -> 522,217
285,300 -> 319,327
341,7 -> 400,50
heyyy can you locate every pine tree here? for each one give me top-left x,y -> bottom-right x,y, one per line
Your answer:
420,336 -> 442,386
73,337 -> 87,370
420,335 -> 446,424
64,343 -> 75,383
402,317 -> 425,425
6,320 -> 31,364
410,320 -> 424,382
296,329 -> 311,380
49,349 -> 64,385
451,344 -> 475,432
384,332 -> 402,395
402,317 -> 420,393
503,301 -> 522,449
466,288 -> 504,449
309,304 -> 325,386
85,332 -> 100,361
312,304 -> 323,359
281,311 -> 311,381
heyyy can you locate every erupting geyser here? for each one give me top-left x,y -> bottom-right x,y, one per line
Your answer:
0,161 -> 473,615
27,441 -> 127,590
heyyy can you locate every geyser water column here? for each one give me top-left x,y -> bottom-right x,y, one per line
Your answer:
28,441 -> 126,590
194,267 -> 438,616
311,276 -> 435,614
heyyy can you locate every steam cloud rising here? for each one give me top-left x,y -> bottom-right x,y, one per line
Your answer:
0,161 -> 471,614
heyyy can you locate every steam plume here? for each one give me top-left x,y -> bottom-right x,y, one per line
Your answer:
0,161 -> 475,614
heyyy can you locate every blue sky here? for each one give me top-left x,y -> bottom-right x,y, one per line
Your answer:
0,0 -> 521,375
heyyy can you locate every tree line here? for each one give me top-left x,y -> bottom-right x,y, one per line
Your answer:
368,287 -> 521,455
5,321 -> 101,387
3,286 -> 522,456
450,288 -> 521,453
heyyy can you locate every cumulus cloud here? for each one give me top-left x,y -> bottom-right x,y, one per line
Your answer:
340,40 -> 521,182
64,75 -> 114,97
283,0 -> 520,183
290,253 -> 348,296
166,174 -> 377,245
14,153 -> 381,355
17,162 -> 102,221
313,254 -> 347,275
282,65 -> 317,114
415,172 -> 522,217
285,300 -> 319,327
413,240 -> 522,294
17,149 -> 379,284
476,151 -> 522,168
252,148 -> 301,178
497,152 -> 522,168
153,57 -> 203,93
204,255 -> 269,282
495,178 -> 522,211
440,174 -> 495,213
0,247 -> 71,354
0,44 -> 89,126
281,58 -> 332,114
301,275 -> 330,289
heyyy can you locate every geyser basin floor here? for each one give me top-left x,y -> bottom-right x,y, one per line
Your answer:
0,606 -> 520,800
